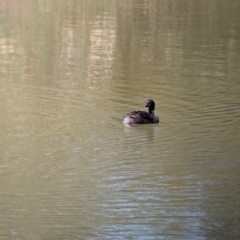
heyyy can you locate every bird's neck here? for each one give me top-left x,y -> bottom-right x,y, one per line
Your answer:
148,106 -> 154,114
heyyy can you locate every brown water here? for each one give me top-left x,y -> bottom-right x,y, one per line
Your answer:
1,0 -> 240,239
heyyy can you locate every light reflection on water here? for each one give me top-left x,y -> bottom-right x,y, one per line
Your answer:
0,0 -> 240,239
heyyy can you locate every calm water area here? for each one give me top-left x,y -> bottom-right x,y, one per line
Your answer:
0,0 -> 240,239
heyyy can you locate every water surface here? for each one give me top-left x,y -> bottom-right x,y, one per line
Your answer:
0,0 -> 240,239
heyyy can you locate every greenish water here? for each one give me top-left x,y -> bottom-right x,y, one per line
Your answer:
0,0 -> 240,239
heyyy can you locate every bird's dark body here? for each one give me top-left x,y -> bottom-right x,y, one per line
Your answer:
125,110 -> 155,124
123,99 -> 159,125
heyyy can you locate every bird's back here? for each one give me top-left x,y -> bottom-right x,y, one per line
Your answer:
123,110 -> 154,124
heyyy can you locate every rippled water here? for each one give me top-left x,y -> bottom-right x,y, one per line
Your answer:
0,0 -> 240,239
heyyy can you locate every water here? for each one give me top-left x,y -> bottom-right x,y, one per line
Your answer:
0,0 -> 240,239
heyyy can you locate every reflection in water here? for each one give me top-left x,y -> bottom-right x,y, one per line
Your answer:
88,15 -> 115,83
0,0 -> 240,239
